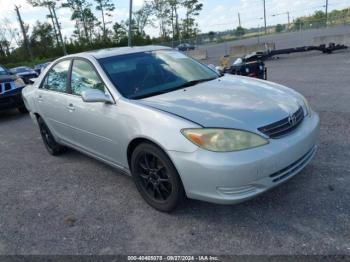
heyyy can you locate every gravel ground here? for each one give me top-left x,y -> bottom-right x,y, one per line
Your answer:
0,50 -> 349,255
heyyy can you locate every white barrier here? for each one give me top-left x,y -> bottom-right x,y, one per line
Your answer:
186,49 -> 208,60
313,34 -> 350,46
229,42 -> 276,57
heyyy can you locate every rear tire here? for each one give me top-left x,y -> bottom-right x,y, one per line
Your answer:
37,117 -> 66,156
131,142 -> 185,212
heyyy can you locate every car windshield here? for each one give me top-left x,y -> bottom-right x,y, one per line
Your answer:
98,50 -> 218,99
0,66 -> 8,76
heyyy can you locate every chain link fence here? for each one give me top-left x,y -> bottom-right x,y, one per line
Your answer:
158,12 -> 350,64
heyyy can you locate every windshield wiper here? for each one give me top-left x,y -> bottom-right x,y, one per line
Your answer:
131,90 -> 173,99
174,77 -> 218,89
130,77 -> 218,99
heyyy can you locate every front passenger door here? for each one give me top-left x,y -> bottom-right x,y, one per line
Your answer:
65,59 -> 122,164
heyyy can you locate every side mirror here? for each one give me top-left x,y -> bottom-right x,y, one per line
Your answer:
81,89 -> 114,104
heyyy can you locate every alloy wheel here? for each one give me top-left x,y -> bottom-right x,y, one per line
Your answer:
39,121 -> 56,150
136,152 -> 173,202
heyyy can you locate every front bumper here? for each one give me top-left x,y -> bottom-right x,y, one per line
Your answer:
167,112 -> 320,204
0,87 -> 25,110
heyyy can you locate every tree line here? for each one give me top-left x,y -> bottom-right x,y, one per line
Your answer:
0,0 -> 203,67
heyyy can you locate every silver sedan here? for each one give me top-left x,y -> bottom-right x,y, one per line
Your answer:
22,46 -> 320,212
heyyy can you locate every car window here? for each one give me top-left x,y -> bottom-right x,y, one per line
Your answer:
43,60 -> 70,93
71,60 -> 106,96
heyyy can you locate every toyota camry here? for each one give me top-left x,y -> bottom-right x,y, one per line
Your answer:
22,46 -> 320,212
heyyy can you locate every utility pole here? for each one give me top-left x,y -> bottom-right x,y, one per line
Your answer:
325,0 -> 329,26
272,12 -> 290,31
14,5 -> 33,60
51,4 -> 67,55
263,0 -> 267,34
128,0 -> 133,47
238,12 -> 241,27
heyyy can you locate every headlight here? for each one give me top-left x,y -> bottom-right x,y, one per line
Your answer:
14,77 -> 25,88
181,128 -> 268,152
300,95 -> 312,117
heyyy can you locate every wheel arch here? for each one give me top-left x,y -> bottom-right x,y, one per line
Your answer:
127,137 -> 169,170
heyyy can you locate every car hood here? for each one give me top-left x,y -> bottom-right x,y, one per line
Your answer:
0,75 -> 16,82
137,75 -> 304,132
0,75 -> 17,83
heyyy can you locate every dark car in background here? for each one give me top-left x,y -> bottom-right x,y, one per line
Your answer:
34,62 -> 51,75
0,65 -> 27,113
10,66 -> 39,84
177,43 -> 195,51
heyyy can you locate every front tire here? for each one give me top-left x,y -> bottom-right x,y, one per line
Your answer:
131,143 -> 185,212
37,117 -> 66,156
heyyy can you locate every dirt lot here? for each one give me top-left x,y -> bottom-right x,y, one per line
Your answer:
0,50 -> 349,255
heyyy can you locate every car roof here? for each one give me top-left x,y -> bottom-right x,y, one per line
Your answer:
73,45 -> 172,59
11,66 -> 30,70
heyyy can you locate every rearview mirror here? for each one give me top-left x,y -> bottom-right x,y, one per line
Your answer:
81,89 -> 114,104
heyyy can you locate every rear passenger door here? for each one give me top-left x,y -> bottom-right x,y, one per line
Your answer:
65,59 -> 122,164
36,59 -> 73,143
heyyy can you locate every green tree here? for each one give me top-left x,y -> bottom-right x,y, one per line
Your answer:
312,10 -> 327,27
112,22 -> 127,43
208,31 -> 215,42
293,18 -> 304,31
168,0 -> 182,41
94,0 -> 115,39
27,0 -> 61,47
275,24 -> 284,33
0,40 -> 10,58
182,0 -> 203,39
151,0 -> 171,39
133,3 -> 154,36
63,0 -> 97,43
234,26 -> 245,37
30,21 -> 55,58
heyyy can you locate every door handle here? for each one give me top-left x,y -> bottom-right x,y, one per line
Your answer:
37,95 -> 43,102
66,103 -> 75,111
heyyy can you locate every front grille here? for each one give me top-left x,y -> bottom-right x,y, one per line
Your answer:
0,82 -> 13,94
4,83 -> 11,91
258,106 -> 304,138
269,146 -> 316,183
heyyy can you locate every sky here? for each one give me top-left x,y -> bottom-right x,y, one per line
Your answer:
0,0 -> 349,43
